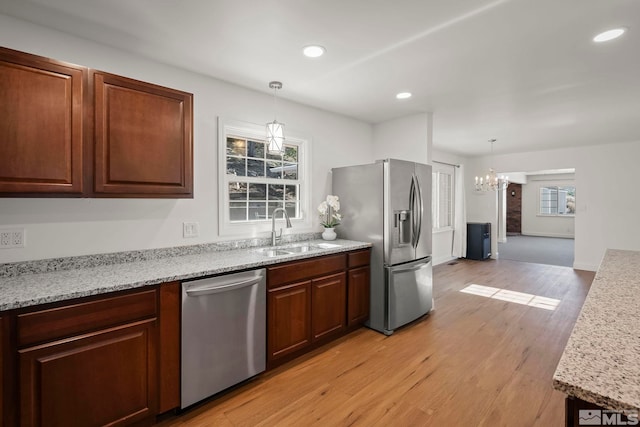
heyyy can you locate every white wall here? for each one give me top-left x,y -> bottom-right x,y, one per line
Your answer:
465,140 -> 640,271
372,113 -> 432,163
0,14 -> 374,263
521,173 -> 575,238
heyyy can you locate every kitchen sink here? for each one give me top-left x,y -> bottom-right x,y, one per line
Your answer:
255,242 -> 342,257
257,249 -> 295,257
284,244 -> 316,253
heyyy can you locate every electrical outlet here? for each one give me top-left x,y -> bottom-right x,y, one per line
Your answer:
0,228 -> 25,249
183,222 -> 199,238
12,230 -> 24,246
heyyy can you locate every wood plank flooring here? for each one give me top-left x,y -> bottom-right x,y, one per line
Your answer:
157,259 -> 594,427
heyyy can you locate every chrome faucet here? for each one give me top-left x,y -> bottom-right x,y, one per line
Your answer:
271,207 -> 292,246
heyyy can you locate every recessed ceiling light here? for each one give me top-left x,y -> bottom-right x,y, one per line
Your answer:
593,28 -> 626,43
303,45 -> 325,58
396,92 -> 412,99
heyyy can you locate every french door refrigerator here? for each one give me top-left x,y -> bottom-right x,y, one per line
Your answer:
333,159 -> 432,335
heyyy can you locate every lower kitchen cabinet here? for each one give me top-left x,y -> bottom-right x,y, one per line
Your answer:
266,249 -> 370,368
0,284 -> 181,427
347,266 -> 370,326
158,282 -> 180,414
311,272 -> 346,341
347,249 -> 371,327
267,281 -> 312,362
19,319 -> 157,427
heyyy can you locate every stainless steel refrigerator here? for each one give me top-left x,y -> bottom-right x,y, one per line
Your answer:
332,159 -> 432,335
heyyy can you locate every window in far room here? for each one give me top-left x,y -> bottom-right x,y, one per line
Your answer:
539,186 -> 576,216
432,164 -> 454,231
218,118 -> 311,236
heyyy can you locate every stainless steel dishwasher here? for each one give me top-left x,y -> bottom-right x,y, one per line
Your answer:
181,268 -> 266,409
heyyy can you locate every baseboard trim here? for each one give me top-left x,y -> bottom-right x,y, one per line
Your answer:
572,262 -> 597,272
520,232 -> 575,239
433,255 -> 457,266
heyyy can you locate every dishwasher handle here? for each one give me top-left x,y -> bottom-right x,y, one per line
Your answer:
185,276 -> 263,297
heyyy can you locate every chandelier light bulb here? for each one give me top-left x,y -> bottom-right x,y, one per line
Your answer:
475,139 -> 509,193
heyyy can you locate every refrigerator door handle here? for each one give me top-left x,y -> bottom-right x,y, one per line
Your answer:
414,174 -> 424,247
410,174 -> 422,248
409,175 -> 417,247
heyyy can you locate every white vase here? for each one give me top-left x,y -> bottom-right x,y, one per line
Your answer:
322,227 -> 337,241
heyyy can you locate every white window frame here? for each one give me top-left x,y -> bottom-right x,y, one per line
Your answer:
218,117 -> 312,237
537,185 -> 575,217
432,163 -> 454,233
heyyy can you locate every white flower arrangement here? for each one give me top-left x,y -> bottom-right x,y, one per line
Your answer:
318,195 -> 342,228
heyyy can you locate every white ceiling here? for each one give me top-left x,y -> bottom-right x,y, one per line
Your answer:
1,0 -> 639,156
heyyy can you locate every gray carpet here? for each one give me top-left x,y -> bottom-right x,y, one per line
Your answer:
497,235 -> 574,267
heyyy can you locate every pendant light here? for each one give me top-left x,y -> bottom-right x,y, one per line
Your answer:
475,139 -> 509,192
266,81 -> 285,155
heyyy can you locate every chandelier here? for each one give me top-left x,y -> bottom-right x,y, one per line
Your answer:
266,81 -> 285,155
475,139 -> 509,192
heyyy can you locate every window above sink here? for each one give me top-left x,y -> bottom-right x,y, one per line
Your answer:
217,117 -> 311,237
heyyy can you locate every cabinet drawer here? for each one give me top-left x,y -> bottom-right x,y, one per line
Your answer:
348,249 -> 371,268
17,289 -> 157,347
268,254 -> 346,289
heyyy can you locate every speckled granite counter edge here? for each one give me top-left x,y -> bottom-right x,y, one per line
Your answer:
0,239 -> 372,311
0,232 -> 321,277
552,379 -> 637,414
552,249 -> 640,413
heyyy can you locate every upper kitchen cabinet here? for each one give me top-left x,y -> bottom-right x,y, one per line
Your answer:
0,47 -> 193,198
93,71 -> 193,198
0,47 -> 87,196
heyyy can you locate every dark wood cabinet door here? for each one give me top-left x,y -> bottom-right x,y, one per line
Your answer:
93,71 -> 193,197
267,281 -> 311,363
311,272 -> 346,341
19,319 -> 157,427
0,47 -> 86,195
348,266 -> 370,326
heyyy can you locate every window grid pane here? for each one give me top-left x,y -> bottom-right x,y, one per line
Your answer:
226,136 -> 302,222
432,170 -> 454,230
539,186 -> 575,216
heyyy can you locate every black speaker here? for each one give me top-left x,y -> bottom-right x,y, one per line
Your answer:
466,222 -> 491,260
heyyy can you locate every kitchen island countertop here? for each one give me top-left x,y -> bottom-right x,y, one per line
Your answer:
553,249 -> 640,412
0,239 -> 371,312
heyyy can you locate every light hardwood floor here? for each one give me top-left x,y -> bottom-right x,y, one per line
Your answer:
157,259 -> 594,427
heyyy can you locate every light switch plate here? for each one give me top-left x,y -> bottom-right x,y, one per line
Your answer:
183,222 -> 199,238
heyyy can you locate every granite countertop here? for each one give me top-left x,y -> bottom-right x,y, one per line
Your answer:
0,239 -> 371,312
553,249 -> 640,412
